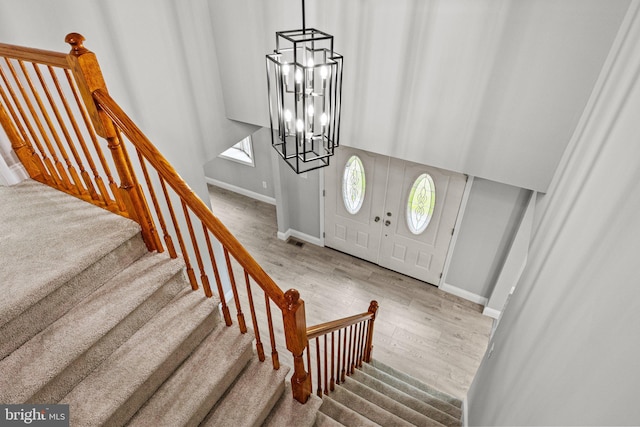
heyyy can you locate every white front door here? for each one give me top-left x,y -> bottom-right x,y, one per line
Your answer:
325,147 -> 466,286
378,158 -> 466,285
324,146 -> 387,263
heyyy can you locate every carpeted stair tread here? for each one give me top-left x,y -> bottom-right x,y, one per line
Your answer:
263,383 -> 323,427
314,411 -> 346,427
0,252 -> 185,404
61,287 -> 218,426
328,386 -> 413,426
370,360 -> 462,408
350,369 -> 460,425
200,356 -> 290,427
128,323 -> 255,426
0,180 -> 146,360
340,375 -> 448,427
319,396 -> 380,427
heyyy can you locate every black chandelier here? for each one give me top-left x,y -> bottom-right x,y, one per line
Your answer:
266,0 -> 343,174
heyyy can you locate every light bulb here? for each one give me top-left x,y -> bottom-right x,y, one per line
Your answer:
307,105 -> 314,117
307,58 -> 314,68
284,109 -> 292,122
320,66 -> 328,79
295,69 -> 303,84
296,119 -> 304,133
320,113 -> 328,126
282,62 -> 290,75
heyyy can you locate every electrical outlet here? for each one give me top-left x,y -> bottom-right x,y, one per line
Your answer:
262,181 -> 267,189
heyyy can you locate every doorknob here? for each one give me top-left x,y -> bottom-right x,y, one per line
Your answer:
374,216 -> 380,222
385,220 -> 391,226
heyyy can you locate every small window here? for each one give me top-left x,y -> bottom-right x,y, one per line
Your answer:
219,136 -> 254,166
406,173 -> 435,234
342,155 -> 366,214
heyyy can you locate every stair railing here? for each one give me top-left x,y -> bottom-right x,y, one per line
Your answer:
305,301 -> 379,397
0,34 -> 380,405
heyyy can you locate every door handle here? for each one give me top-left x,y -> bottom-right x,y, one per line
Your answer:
374,216 -> 380,222
385,220 -> 391,226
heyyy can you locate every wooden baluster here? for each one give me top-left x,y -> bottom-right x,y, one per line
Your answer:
203,227 -> 232,322
48,66 -> 97,199
244,270 -> 265,361
28,61 -> 80,193
138,153 -> 176,257
324,334 -> 329,395
341,327 -> 347,383
335,329 -> 342,385
0,88 -> 45,179
364,300 -> 379,363
8,59 -> 68,188
306,343 -> 312,397
224,248 -> 247,333
264,292 -> 280,369
1,60 -> 57,183
181,200 -> 210,291
315,337 -> 322,397
357,322 -> 364,368
159,177 -> 197,287
283,289 -> 311,404
65,33 -> 158,250
64,69 -> 117,208
330,331 -> 335,391
348,325 -> 355,375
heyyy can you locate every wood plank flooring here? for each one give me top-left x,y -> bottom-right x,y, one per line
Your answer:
208,185 -> 492,399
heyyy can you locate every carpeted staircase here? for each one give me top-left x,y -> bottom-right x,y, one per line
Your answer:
0,180 -> 462,426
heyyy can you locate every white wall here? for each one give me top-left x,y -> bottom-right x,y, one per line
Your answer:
467,2 -> 640,424
0,0 -> 255,203
209,0 -> 629,192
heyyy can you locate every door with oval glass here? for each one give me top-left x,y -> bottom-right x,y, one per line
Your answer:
325,147 -> 466,286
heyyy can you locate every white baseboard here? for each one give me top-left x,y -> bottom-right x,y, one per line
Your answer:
482,306 -> 502,319
439,282 -> 488,306
277,229 -> 323,247
205,177 -> 276,205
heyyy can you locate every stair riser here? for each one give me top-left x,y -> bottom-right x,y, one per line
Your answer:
28,273 -> 185,404
103,311 -> 218,427
0,234 -> 147,360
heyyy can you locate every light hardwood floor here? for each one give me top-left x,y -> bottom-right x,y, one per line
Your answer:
208,185 -> 493,399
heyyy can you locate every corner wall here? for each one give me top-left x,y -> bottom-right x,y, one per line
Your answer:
467,2 -> 640,424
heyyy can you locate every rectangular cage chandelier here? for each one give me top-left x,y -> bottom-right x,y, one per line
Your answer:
266,3 -> 343,174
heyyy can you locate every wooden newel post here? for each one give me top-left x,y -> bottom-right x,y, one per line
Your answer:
364,300 -> 379,363
64,33 -> 159,252
283,289 -> 311,404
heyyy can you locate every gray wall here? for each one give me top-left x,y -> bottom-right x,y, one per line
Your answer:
445,178 -> 530,299
203,128 -> 276,200
468,3 -> 640,424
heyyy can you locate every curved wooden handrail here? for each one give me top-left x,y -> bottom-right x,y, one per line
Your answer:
307,312 -> 374,340
0,43 -> 69,68
92,88 -> 287,310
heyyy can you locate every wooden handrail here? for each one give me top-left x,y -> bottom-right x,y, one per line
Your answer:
92,89 -> 288,310
307,311 -> 374,340
0,43 -> 69,68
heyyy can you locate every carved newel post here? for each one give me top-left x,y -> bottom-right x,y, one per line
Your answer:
283,289 -> 311,403
64,33 -> 160,252
364,300 -> 379,363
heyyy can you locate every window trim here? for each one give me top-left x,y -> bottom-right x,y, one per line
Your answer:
219,136 -> 255,167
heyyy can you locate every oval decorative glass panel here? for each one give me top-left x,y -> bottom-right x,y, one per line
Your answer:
406,173 -> 436,235
342,155 -> 366,214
